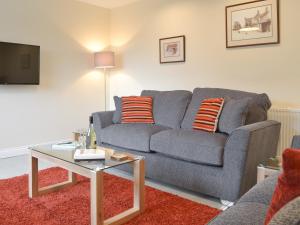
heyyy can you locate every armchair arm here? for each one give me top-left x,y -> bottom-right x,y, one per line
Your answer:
221,120 -> 281,201
291,136 -> 300,148
92,111 -> 114,144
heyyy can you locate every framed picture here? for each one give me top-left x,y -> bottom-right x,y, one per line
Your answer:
226,0 -> 279,48
159,36 -> 185,63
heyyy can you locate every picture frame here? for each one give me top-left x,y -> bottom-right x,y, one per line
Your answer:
226,0 -> 280,48
159,35 -> 185,63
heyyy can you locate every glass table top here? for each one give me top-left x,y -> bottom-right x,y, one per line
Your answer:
259,157 -> 282,170
29,144 -> 143,172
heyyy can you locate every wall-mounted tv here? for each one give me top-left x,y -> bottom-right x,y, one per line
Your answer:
0,42 -> 40,85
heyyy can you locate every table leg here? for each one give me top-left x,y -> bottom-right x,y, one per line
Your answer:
29,154 -> 39,198
68,171 -> 77,184
257,166 -> 265,183
103,159 -> 145,225
91,171 -> 104,225
133,159 -> 145,212
29,152 -> 78,197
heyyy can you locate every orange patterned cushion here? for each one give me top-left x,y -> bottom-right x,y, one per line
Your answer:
193,98 -> 225,132
121,96 -> 154,124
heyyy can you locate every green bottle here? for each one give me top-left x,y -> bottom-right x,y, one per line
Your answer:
88,116 -> 97,149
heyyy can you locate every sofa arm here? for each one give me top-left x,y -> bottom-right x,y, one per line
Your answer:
291,136 -> 300,148
92,111 -> 114,144
221,120 -> 281,201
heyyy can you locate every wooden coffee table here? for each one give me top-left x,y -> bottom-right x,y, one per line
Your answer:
28,144 -> 145,225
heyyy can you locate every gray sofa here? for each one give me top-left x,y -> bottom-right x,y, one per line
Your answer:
208,136 -> 300,225
92,88 -> 281,202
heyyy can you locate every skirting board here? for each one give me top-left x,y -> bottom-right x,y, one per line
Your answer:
0,139 -> 70,159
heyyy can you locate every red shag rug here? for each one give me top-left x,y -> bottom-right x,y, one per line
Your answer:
0,168 -> 220,225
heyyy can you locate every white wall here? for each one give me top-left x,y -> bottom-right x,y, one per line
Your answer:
110,0 -> 300,109
1,0 -> 299,150
0,0 -> 110,149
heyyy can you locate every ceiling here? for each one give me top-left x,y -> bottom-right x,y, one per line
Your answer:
76,0 -> 141,8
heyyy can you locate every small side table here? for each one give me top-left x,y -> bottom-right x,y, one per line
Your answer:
257,165 -> 280,183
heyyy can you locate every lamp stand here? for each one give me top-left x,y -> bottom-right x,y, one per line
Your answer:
103,68 -> 112,111
104,68 -> 107,111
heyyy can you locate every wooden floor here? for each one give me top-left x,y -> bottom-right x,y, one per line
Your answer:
0,154 -> 223,210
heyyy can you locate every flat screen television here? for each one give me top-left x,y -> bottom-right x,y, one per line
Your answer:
0,42 -> 40,85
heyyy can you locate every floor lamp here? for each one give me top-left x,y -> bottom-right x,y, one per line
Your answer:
94,51 -> 115,111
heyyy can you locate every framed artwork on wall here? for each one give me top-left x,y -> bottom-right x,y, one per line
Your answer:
226,0 -> 279,48
159,35 -> 185,63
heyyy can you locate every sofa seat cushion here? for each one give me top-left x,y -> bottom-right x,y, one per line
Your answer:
150,129 -> 228,166
99,124 -> 168,152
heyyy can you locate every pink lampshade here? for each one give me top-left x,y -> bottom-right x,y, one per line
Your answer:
94,51 -> 115,69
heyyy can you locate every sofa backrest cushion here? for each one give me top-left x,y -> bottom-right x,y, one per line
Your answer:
181,88 -> 272,129
112,96 -> 122,124
141,90 -> 192,129
218,97 -> 251,134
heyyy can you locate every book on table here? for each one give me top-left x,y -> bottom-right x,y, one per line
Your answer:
74,149 -> 105,161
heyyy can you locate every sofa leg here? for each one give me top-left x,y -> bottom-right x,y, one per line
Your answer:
220,200 -> 234,211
